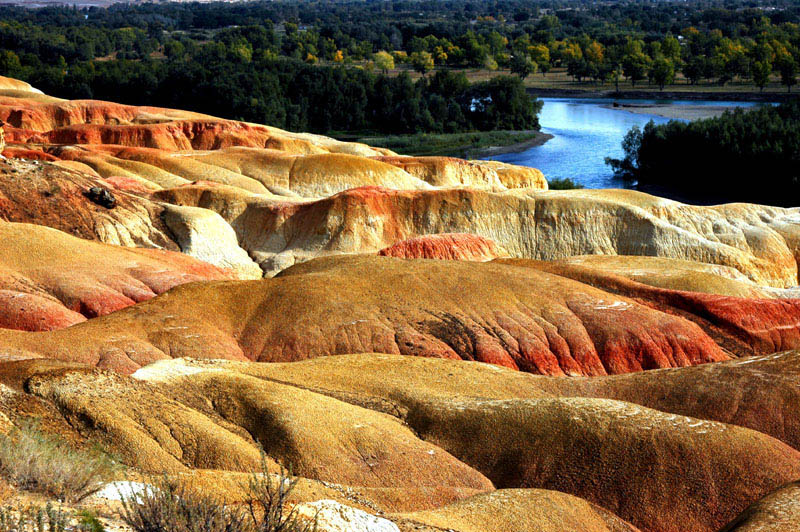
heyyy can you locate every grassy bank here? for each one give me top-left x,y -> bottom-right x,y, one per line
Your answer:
386,66 -> 793,101
347,130 -> 550,158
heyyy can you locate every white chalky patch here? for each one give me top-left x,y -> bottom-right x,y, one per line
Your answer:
294,500 -> 400,532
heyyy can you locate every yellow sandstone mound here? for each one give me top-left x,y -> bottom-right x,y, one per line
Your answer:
200,353 -> 800,532
161,204 -> 263,278
0,76 -> 43,94
555,255 -> 793,298
4,78 -> 798,288
23,145 -> 545,199
0,95 -> 390,156
237,350 -> 800,455
0,80 -> 548,210
378,233 -> 509,261
0,359 -> 492,512
719,482 -> 800,532
5,253 -> 800,375
5,353 -> 800,532
0,158 -> 262,278
373,155 -> 545,190
50,145 -> 433,198
395,489 -> 640,532
0,157 -> 176,249
4,74 -> 800,532
0,84 -> 547,198
468,159 -> 548,189
406,396 -> 799,532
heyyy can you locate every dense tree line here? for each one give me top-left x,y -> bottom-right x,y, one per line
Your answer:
2,43 -> 539,135
0,0 -> 800,87
1,0 -> 800,88
1,0 -> 800,135
606,100 -> 800,205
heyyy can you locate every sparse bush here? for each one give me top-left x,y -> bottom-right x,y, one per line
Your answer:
0,503 -> 69,532
119,456 -> 315,532
245,461 -> 316,532
547,177 -> 584,189
119,478 -> 249,532
0,423 -> 117,503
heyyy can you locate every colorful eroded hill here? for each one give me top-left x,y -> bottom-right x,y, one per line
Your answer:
1,75 -> 800,532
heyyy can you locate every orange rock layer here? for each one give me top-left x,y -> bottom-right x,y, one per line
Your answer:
378,233 -> 507,261
0,221 -> 233,331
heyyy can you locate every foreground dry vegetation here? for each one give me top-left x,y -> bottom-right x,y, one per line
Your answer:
2,75 -> 800,531
0,424 -> 320,532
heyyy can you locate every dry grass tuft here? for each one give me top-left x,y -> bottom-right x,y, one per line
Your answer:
120,457 -> 316,532
120,478 -> 249,532
0,422 -> 117,503
244,462 -> 317,532
0,503 -> 70,532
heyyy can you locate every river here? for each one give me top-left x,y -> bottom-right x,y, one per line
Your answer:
484,98 -> 762,190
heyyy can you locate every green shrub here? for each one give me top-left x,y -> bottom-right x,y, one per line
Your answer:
77,510 -> 106,532
547,177 -> 584,189
0,423 -> 117,503
606,100 -> 800,205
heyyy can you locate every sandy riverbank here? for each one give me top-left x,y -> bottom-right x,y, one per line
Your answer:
604,103 -> 745,120
527,87 -> 791,102
474,131 -> 554,157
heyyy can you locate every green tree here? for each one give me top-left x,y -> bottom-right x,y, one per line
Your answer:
607,101 -> 800,205
622,52 -> 650,87
529,44 -> 550,76
650,57 -> 675,90
163,40 -> 185,59
373,51 -> 395,74
410,51 -> 434,76
661,33 -> 681,63
487,31 -> 507,55
682,56 -> 707,85
605,125 -> 643,178
466,76 -> 541,131
584,40 -> 604,65
0,50 -> 22,78
608,62 -> 623,92
751,60 -> 772,91
510,54 -> 536,80
460,31 -> 489,67
777,54 -> 798,92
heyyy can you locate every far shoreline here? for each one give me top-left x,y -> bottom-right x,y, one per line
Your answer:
527,87 -> 792,103
602,102 -> 745,121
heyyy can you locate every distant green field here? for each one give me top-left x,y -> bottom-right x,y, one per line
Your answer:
350,130 -> 543,158
388,66 -> 794,97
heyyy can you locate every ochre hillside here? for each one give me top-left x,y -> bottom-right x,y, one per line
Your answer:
0,255 -> 734,375
5,353 -> 800,531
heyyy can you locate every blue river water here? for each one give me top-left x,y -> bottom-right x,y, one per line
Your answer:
484,98 -> 761,189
